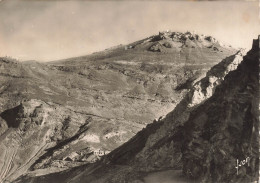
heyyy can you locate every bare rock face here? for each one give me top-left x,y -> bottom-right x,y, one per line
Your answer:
148,31 -> 232,55
0,32 -> 237,183
19,37 -> 258,183
189,50 -> 246,107
181,38 -> 259,183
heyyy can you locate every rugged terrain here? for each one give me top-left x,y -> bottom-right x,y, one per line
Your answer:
0,31 -> 238,183
13,37 -> 259,183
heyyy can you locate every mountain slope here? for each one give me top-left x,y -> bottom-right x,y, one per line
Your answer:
0,31 -> 237,183
13,37 -> 259,183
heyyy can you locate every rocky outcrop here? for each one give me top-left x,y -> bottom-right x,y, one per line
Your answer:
148,31 -> 232,55
189,50 -> 246,107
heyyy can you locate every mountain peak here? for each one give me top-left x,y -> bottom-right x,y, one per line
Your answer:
157,30 -> 217,43
125,31 -> 235,55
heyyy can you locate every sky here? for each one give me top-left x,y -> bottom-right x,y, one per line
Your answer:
0,0 -> 259,62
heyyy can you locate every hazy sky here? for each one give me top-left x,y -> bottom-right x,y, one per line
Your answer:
0,0 -> 259,62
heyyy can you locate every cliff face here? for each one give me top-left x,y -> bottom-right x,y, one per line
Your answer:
0,32 -> 237,183
13,37 -> 258,183
181,38 -> 259,183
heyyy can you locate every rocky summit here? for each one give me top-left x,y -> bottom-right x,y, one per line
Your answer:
0,31 -> 246,183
